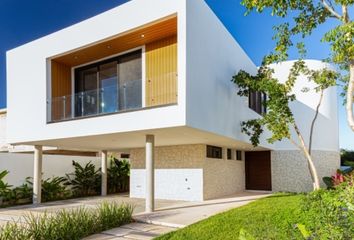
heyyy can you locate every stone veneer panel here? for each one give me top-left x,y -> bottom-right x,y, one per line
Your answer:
130,144 -> 246,200
271,150 -> 340,192
203,155 -> 245,200
130,144 -> 205,169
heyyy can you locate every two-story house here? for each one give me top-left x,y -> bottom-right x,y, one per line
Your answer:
6,0 -> 339,212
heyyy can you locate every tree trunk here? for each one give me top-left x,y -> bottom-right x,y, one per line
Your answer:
309,90 -> 324,154
294,124 -> 321,190
347,62 -> 354,131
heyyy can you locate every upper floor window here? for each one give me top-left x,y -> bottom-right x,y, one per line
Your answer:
249,90 -> 266,115
206,145 -> 222,159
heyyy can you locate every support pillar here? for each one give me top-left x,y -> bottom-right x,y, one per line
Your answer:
145,134 -> 155,213
101,150 -> 108,196
33,145 -> 42,204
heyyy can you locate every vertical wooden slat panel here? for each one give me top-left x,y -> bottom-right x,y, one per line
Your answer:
145,35 -> 177,107
51,61 -> 72,121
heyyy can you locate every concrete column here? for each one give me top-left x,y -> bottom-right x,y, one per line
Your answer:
145,134 -> 155,213
33,145 -> 42,204
101,150 -> 108,196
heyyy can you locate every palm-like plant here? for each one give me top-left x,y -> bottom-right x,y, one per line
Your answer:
108,158 -> 130,194
27,176 -> 69,202
66,161 -> 101,197
0,170 -> 12,199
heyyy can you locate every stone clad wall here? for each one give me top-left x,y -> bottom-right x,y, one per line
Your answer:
130,144 -> 205,169
203,155 -> 245,200
271,150 -> 340,192
130,144 -> 246,201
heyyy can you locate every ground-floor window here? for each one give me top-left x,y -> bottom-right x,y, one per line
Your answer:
206,145 -> 222,159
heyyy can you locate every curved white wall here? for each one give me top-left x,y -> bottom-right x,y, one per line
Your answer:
270,60 -> 339,152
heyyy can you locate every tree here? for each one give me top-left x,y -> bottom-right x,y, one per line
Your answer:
232,60 -> 338,190
241,0 -> 354,131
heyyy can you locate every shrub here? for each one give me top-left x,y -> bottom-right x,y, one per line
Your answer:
341,149 -> 354,165
41,177 -> 71,202
66,161 -> 101,197
0,170 -> 12,199
28,176 -> 70,202
108,158 -> 130,194
0,202 -> 133,240
302,175 -> 354,239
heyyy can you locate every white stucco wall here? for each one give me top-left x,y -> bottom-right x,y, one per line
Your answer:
0,112 -> 8,152
130,169 -> 203,202
270,60 -> 339,152
0,153 -> 100,187
6,0 -> 187,145
185,0 -> 273,150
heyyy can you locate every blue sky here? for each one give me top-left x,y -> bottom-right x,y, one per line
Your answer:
0,0 -> 352,149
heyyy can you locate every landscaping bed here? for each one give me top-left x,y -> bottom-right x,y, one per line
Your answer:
0,202 -> 133,240
0,157 -> 130,208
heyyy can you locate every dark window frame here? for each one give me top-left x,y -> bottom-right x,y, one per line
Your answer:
236,150 -> 242,161
206,145 -> 223,159
249,90 -> 267,115
227,148 -> 232,160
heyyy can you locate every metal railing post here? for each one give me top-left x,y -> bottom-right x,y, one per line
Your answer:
63,96 -> 66,119
81,92 -> 84,116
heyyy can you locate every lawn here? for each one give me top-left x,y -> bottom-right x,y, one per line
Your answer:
156,193 -> 306,240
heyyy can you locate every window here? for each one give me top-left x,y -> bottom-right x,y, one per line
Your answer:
227,148 -> 232,160
206,145 -> 222,159
249,90 -> 266,115
120,153 -> 130,159
236,150 -> 242,161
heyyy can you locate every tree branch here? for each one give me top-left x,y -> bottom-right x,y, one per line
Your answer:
309,89 -> 324,155
289,137 -> 302,149
321,0 -> 342,20
342,5 -> 349,23
347,62 -> 354,131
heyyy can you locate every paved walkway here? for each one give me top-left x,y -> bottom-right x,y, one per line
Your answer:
0,192 -> 270,239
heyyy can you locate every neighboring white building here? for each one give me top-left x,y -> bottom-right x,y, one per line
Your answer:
6,0 -> 339,208
0,109 -> 100,187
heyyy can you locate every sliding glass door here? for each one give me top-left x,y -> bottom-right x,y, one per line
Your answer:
74,50 -> 142,117
118,51 -> 142,110
99,61 -> 118,114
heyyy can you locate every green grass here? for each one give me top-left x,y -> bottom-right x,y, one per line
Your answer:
157,193 -> 305,240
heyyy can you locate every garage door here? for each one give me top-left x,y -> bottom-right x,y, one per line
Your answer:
245,151 -> 272,191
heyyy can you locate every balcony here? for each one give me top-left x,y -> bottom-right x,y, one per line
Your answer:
48,72 -> 177,122
47,15 -> 178,123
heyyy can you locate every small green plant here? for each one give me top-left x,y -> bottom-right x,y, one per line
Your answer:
97,202 -> 133,230
0,202 -> 133,240
66,161 -> 101,197
108,158 -> 130,194
0,170 -> 12,197
28,176 -> 70,202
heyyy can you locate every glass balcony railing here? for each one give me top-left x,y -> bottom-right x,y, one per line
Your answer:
47,76 -> 177,123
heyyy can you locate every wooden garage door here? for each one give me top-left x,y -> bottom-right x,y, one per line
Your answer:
245,151 -> 272,191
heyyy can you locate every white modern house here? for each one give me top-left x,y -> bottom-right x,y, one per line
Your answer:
6,0 -> 339,212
